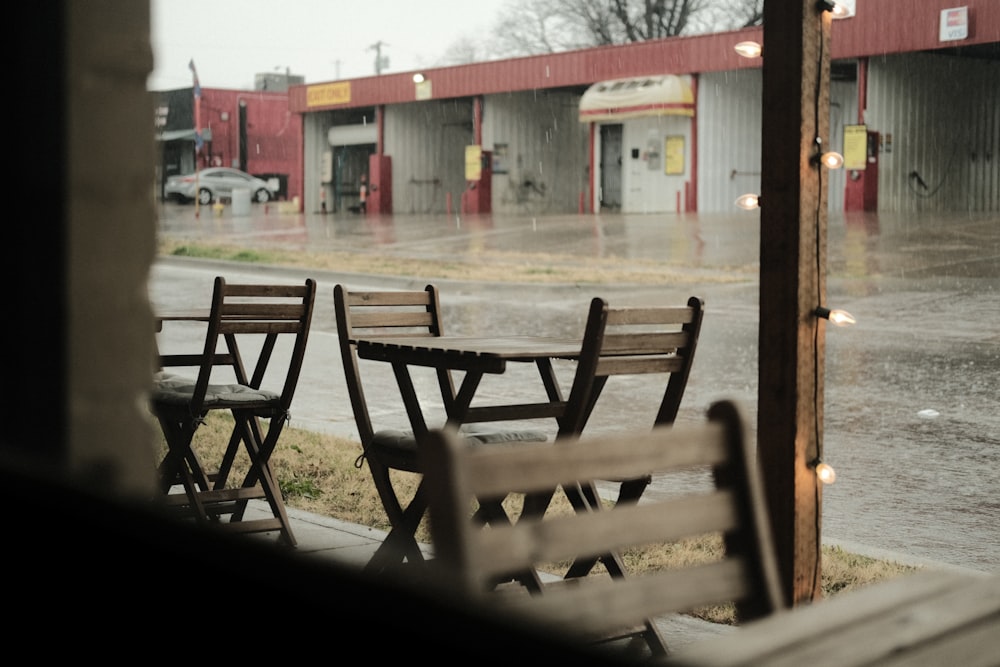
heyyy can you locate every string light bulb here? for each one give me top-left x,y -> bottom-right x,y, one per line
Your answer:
814,151 -> 844,169
815,306 -> 856,326
734,41 -> 762,58
735,193 -> 760,210
810,137 -> 844,169
815,461 -> 837,484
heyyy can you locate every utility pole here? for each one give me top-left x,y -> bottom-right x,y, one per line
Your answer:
369,41 -> 389,75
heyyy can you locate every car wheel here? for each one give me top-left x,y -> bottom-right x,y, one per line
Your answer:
254,188 -> 271,203
198,188 -> 213,205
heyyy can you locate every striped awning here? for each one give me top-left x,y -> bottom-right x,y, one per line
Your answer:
579,74 -> 695,122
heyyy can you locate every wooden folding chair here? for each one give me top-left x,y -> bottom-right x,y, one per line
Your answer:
547,296 -> 705,567
152,276 -> 316,547
422,400 -> 786,660
561,295 -> 705,499
333,284 -> 548,573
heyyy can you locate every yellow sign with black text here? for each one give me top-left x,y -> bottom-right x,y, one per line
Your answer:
665,136 -> 685,175
465,145 -> 482,181
844,125 -> 867,171
306,82 -> 351,108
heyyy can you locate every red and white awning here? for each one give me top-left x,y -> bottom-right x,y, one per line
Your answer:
579,74 -> 695,122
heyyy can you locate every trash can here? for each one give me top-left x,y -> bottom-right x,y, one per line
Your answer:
231,188 -> 251,216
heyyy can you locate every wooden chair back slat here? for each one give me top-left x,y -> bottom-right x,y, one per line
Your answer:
349,311 -> 439,330
559,295 -> 704,442
605,305 -> 698,326
595,355 -> 686,376
469,488 -> 740,579
600,330 -> 689,354
348,291 -> 434,307
423,400 -> 786,656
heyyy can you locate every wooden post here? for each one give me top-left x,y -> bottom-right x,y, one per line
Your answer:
758,0 -> 832,605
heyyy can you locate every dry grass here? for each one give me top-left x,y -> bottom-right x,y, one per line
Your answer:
159,412 -> 920,625
158,239 -> 752,286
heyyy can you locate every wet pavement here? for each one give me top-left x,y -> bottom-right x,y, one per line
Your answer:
152,201 -> 1000,573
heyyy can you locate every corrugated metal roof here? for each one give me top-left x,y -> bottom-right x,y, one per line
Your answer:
290,0 -> 998,114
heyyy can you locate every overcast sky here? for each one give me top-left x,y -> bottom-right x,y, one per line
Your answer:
148,0 -> 506,90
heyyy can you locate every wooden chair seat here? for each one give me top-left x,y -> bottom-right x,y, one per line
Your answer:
368,428 -> 550,472
152,371 -> 281,408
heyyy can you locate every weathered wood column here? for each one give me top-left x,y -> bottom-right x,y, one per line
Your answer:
758,0 -> 832,605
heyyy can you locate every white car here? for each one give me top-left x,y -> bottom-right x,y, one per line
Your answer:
164,167 -> 276,205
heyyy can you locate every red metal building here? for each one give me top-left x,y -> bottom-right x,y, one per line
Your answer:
155,87 -> 302,203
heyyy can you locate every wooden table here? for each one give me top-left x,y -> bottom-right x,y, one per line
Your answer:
666,569 -> 1000,667
354,334 -> 583,572
355,334 -> 584,438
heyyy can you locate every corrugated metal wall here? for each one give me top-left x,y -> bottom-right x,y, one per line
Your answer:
697,70 -> 857,213
697,70 -> 763,213
303,53 -> 996,216
384,99 -> 473,215
482,91 -> 588,216
380,91 -> 587,216
866,53 -> 999,213
303,112 -> 328,214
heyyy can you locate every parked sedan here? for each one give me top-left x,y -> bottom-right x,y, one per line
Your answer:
164,167 -> 276,205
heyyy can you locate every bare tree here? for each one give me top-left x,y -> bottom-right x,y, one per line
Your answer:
690,0 -> 763,33
436,36 -> 488,67
489,0 -> 594,59
444,0 -> 763,62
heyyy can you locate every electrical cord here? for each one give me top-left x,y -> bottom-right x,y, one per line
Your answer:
811,8 -> 826,602
907,144 -> 959,197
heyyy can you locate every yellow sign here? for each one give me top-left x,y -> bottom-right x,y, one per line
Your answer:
465,145 -> 482,181
844,124 -> 867,170
665,135 -> 685,175
306,82 -> 351,108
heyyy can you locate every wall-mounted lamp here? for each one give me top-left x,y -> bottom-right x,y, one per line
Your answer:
734,41 -> 763,59
815,306 -> 856,326
817,0 -> 856,18
412,73 -> 426,83
735,193 -> 760,210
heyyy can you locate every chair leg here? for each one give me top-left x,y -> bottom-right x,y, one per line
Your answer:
229,411 -> 297,547
563,481 -> 629,579
364,482 -> 428,574
157,413 -> 215,522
